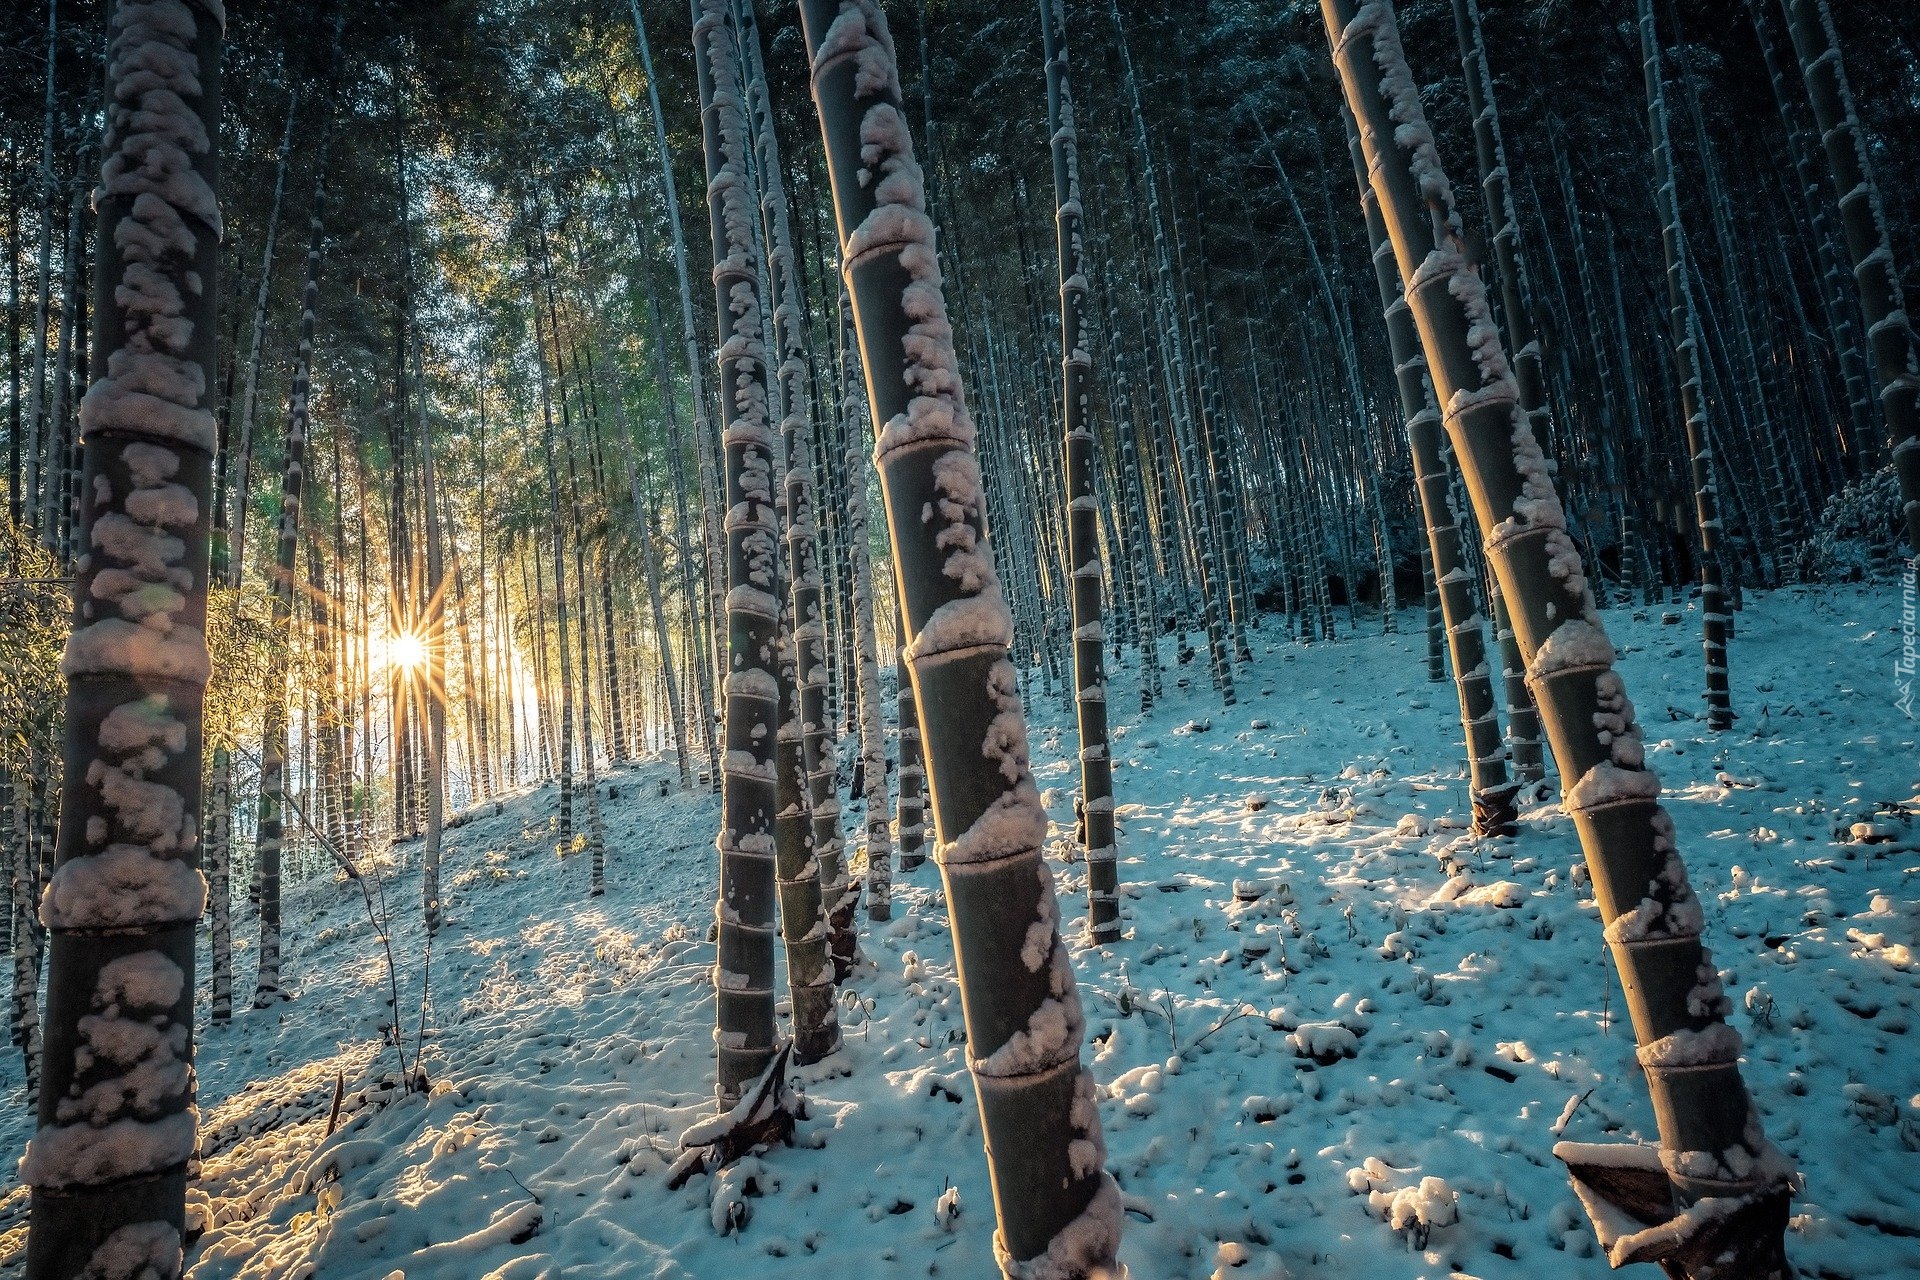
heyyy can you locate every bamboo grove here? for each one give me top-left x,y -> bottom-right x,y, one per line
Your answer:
0,0 -> 1914,1276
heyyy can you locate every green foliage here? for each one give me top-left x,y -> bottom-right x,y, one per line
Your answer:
1798,467 -> 1908,583
204,577 -> 282,760
0,520 -> 68,768
0,516 -> 282,783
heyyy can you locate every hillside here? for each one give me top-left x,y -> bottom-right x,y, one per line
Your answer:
4,585 -> 1916,1279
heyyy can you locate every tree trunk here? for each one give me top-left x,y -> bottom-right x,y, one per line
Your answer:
1488,572 -> 1544,785
24,4 -> 221,1274
563,430 -> 608,899
206,748 -> 231,1024
837,320 -> 893,922
19,0 -> 59,544
1640,0 -> 1734,731
694,0 -> 782,1104
1323,5 -> 1792,1274
1450,0 -> 1557,756
39,178 -> 87,553
11,761 -> 44,1094
800,7 -> 1121,1275
1339,103 -> 1517,837
528,219 -> 575,853
7,143 -> 22,526
629,0 -> 727,787
1745,0 -> 1876,477
254,138 -> 328,1010
737,3 -> 855,986
414,321 -> 448,930
1040,0 -> 1119,944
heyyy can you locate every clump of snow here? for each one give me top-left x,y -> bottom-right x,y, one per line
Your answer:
811,0 -> 901,100
1433,878 -> 1525,908
1373,1175 -> 1459,1238
72,1220 -> 181,1280
1528,619 -> 1615,679
93,951 -> 187,1013
972,945 -> 1082,1079
905,591 -> 1014,663
936,661 -> 1051,868
1347,4 -> 1456,220
994,1168 -> 1123,1280
1288,1023 -> 1358,1062
842,90 -> 976,463
1637,1022 -> 1742,1070
1021,861 -> 1061,973
709,1154 -> 767,1235
934,1183 -> 962,1231
1563,762 -> 1661,814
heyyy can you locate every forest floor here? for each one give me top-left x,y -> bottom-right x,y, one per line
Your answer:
2,581 -> 1918,1279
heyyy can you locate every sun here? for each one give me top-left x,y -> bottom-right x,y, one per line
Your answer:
389,630 -> 427,671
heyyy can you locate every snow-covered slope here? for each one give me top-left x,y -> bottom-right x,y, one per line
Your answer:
2,584 -> 1916,1278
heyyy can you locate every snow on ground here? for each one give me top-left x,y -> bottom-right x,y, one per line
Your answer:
1,583 -> 1917,1278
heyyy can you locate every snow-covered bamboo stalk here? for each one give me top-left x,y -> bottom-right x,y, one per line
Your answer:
1324,3 -> 1792,1274
629,0 -> 726,782
1090,220 -> 1162,706
1485,570 -> 1542,783
302,529 -> 342,850
1340,103 -> 1516,837
206,746 -> 231,1023
1449,0 -> 1550,771
39,177 -> 88,552
694,0 -> 783,1102
23,2 -> 222,1274
561,426 -> 609,900
894,632 -> 927,871
254,145 -> 327,1006
1784,0 -> 1920,555
800,5 -> 1121,1275
538,269 -> 610,891
598,563 -> 628,765
528,219 -> 576,853
1451,0 -> 1548,454
1640,0 -> 1734,731
1419,546 -> 1443,681
737,2 -> 854,983
838,315 -> 894,922
18,0 -> 59,542
471,405 -> 495,798
415,323 -> 451,924
11,764 -> 45,1091
719,0 -> 840,1069
1041,0 -> 1119,944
